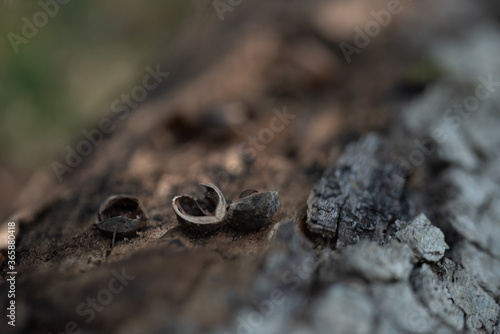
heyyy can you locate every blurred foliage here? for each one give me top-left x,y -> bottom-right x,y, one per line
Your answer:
0,0 -> 211,175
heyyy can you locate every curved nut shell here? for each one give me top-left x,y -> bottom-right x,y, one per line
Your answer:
95,216 -> 143,238
98,195 -> 147,221
95,195 -> 147,238
172,183 -> 227,235
227,191 -> 280,231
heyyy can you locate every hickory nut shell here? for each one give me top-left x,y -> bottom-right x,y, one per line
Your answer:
227,190 -> 280,231
172,184 -> 227,235
94,195 -> 147,238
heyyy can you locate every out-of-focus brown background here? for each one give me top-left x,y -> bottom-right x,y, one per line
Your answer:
0,1 -> 210,219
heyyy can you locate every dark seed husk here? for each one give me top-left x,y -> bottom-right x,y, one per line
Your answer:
95,195 -> 147,238
98,195 -> 147,221
227,191 -> 280,231
94,216 -> 143,238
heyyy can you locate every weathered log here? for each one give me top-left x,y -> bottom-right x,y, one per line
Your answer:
1,0 -> 500,333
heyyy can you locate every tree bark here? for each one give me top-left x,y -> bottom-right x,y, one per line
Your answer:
2,1 -> 500,333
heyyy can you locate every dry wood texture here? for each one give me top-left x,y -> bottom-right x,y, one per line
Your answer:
1,0 -> 500,333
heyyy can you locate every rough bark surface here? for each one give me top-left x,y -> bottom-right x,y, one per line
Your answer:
2,0 -> 500,333
306,134 -> 407,249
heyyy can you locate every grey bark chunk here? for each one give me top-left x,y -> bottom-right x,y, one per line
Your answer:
451,241 -> 500,300
306,134 -> 406,249
251,220 -> 316,300
444,169 -> 500,258
371,283 -> 443,334
313,284 -> 375,334
412,264 -> 465,331
437,258 -> 500,333
394,213 -> 449,262
219,221 -> 317,334
340,239 -> 414,281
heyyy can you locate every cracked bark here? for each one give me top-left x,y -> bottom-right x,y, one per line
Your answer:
306,134 -> 407,250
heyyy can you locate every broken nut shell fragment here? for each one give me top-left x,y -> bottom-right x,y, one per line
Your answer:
95,216 -> 143,238
227,190 -> 280,231
95,195 -> 147,238
172,184 -> 227,235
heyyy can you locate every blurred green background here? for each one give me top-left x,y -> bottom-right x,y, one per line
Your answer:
0,1 -> 211,213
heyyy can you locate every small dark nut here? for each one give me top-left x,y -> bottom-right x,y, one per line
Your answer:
95,216 -> 142,238
227,190 -> 280,231
172,183 -> 227,235
97,195 -> 147,221
95,195 -> 147,238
